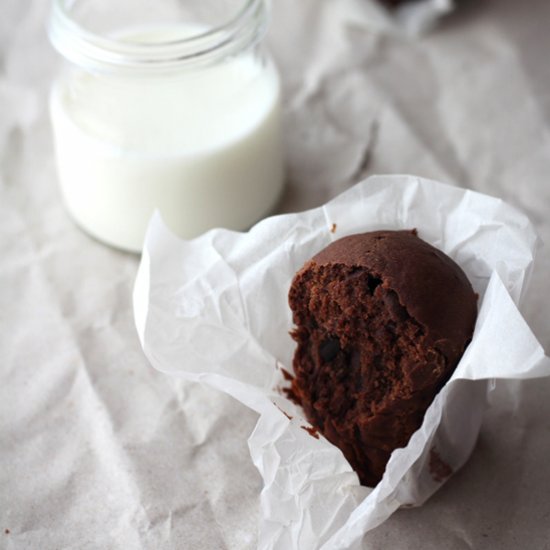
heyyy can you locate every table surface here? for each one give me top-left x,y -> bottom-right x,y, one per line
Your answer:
2,0 -> 550,548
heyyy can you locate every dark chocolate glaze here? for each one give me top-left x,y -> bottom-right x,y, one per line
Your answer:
287,230 -> 477,486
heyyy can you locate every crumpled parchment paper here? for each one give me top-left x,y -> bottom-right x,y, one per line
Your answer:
133,175 -> 550,550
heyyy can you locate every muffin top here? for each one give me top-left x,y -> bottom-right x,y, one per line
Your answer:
300,229 -> 477,360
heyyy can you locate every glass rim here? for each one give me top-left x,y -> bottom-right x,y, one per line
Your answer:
48,0 -> 268,73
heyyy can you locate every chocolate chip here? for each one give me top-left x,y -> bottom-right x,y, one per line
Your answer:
319,338 -> 340,362
383,291 -> 408,321
367,274 -> 382,295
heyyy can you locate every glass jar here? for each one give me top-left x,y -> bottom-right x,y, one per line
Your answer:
48,0 -> 284,253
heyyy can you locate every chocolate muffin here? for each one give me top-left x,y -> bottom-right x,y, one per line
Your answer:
287,230 -> 477,486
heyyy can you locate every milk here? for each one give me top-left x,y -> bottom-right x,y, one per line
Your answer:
49,30 -> 284,252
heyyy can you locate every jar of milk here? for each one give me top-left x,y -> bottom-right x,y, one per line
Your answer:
48,0 -> 284,252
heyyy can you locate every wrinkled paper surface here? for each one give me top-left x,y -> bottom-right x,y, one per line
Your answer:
134,176 -> 550,549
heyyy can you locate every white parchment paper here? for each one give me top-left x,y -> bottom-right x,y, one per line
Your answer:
133,175 -> 550,550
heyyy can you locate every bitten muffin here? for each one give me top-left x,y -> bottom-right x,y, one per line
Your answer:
287,230 -> 477,486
